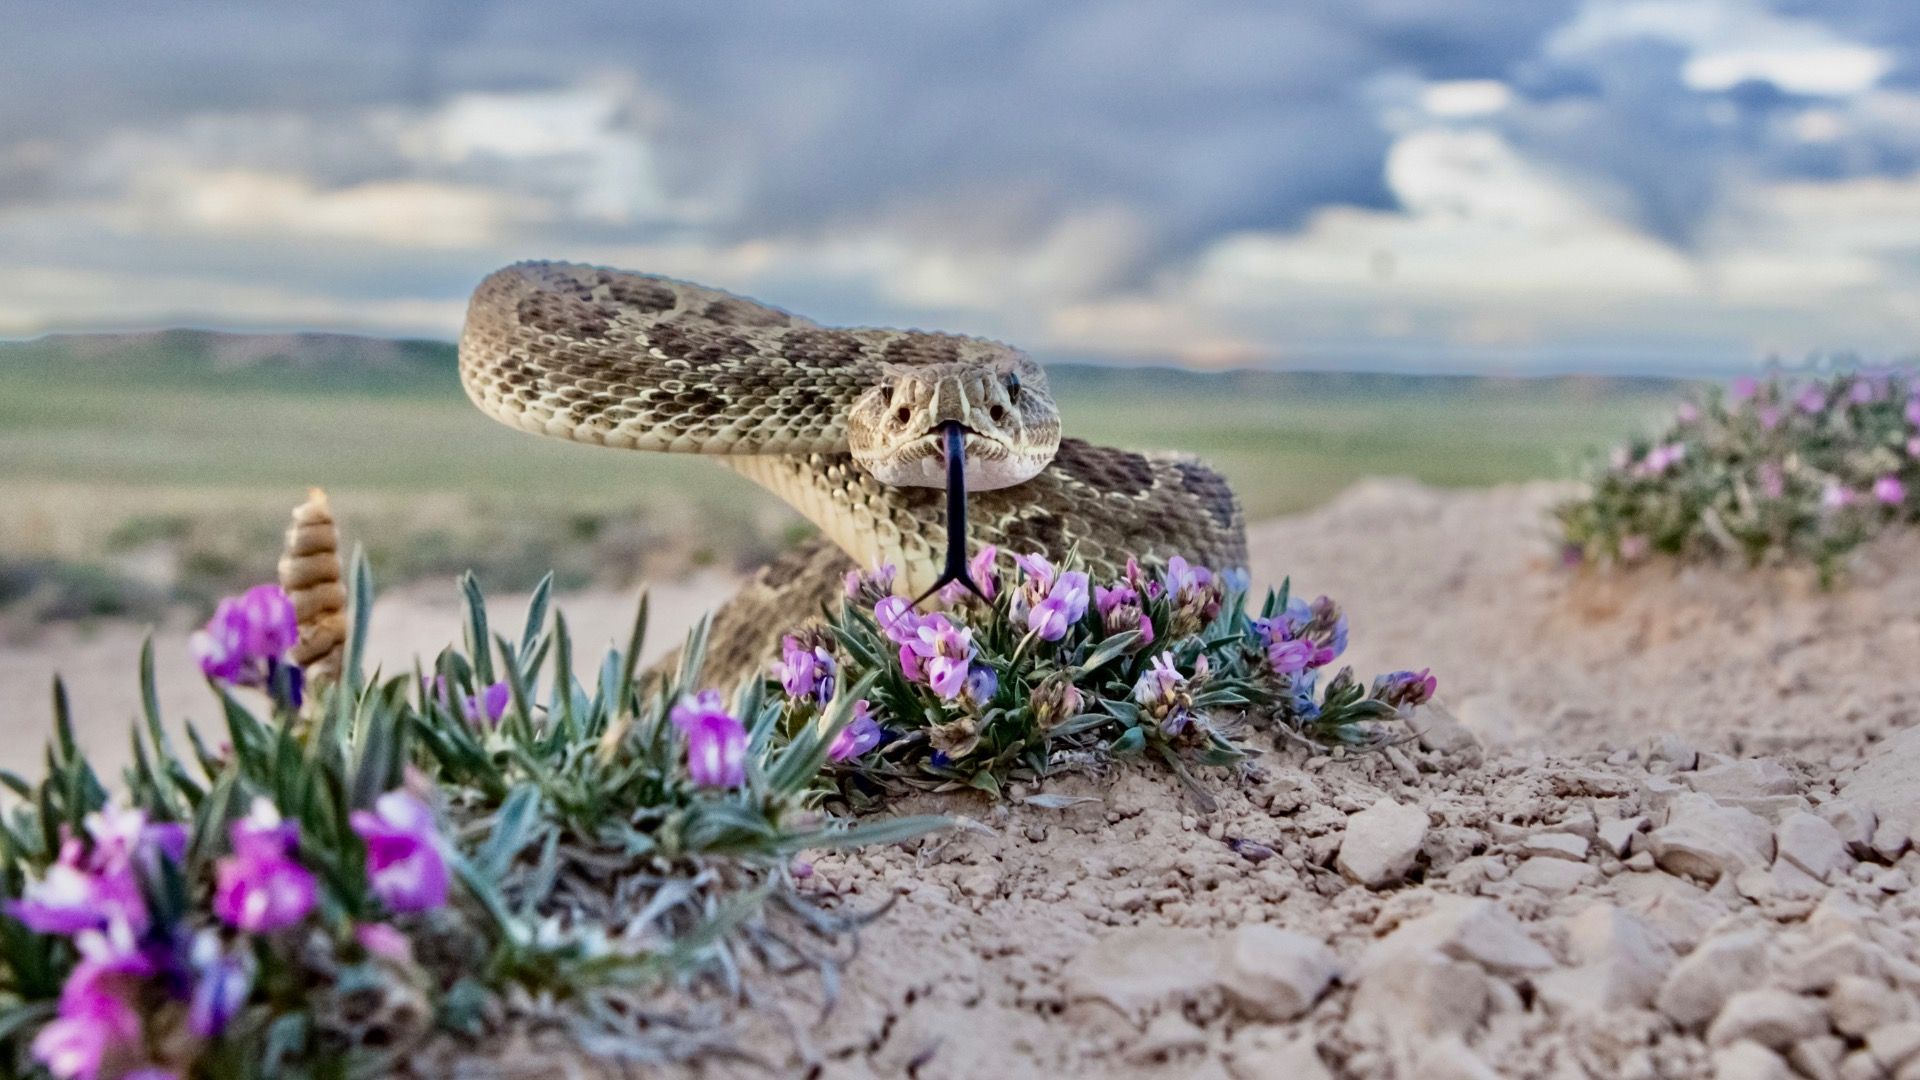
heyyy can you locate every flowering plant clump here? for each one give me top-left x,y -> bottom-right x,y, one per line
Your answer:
770,548 -> 1436,804
1559,367 -> 1920,579
0,557 -> 942,1078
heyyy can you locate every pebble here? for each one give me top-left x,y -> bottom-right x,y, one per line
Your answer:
1512,856 -> 1599,895
1061,926 -> 1219,1020
1336,798 -> 1429,888
1523,832 -> 1591,861
1829,975 -> 1908,1037
1553,904 -> 1674,1011
1225,1031 -> 1332,1080
1706,989 -> 1828,1049
1819,800 -> 1877,854
1775,811 -> 1851,883
1658,930 -> 1770,1028
1370,895 -> 1555,976
1599,815 -> 1649,857
1868,1022 -> 1920,1073
1217,924 -> 1339,1022
1713,1041 -> 1796,1080
1650,794 -> 1774,882
1841,726 -> 1920,855
1687,759 -> 1798,800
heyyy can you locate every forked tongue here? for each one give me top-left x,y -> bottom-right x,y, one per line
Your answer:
913,420 -> 986,605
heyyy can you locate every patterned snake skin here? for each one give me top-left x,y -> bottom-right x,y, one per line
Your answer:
459,261 -> 1247,687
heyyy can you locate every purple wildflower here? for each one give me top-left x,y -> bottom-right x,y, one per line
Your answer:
213,799 -> 316,933
1873,475 -> 1906,505
962,665 -> 999,708
1909,436 -> 1920,458
355,922 -> 414,964
189,584 -> 297,687
670,690 -> 748,788
773,635 -> 836,706
8,805 -> 183,936
1266,636 -> 1320,676
1729,375 -> 1758,402
186,931 -> 254,1039
351,791 -> 450,914
828,700 -> 884,762
1163,556 -> 1211,602
1757,405 -> 1782,432
1029,676 -> 1085,727
906,615 -> 976,699
843,563 -> 898,606
1095,581 -> 1156,644
1133,653 -> 1205,733
1851,379 -> 1878,404
466,682 -> 510,726
35,923 -> 150,1080
1822,484 -> 1857,511
1796,383 -> 1827,414
1758,461 -> 1785,500
1027,570 -> 1090,641
1907,397 -> 1920,427
873,596 -> 922,645
968,545 -> 999,600
1373,669 -> 1438,711
1676,401 -> 1700,424
1619,534 -> 1651,561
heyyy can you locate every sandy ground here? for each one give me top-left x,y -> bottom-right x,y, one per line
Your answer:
7,481 -> 1920,1078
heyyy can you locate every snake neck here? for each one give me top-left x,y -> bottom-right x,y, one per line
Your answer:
717,455 -> 946,596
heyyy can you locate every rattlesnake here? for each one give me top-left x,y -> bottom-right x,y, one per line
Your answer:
458,261 -> 1247,686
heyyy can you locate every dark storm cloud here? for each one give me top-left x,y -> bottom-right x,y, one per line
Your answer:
0,0 -> 1585,273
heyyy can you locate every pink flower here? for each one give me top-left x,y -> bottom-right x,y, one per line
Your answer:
962,666 -> 999,708
906,615 -> 976,699
190,584 -> 297,686
35,923 -> 150,1080
1873,475 -> 1906,505
967,545 -> 999,601
1676,402 -> 1700,423
1907,398 -> 1920,427
1729,376 -> 1759,402
773,635 -> 836,705
843,563 -> 897,603
1757,406 -> 1782,431
827,700 -> 884,762
213,800 -> 316,932
1758,461 -> 1785,500
670,691 -> 747,787
1027,570 -> 1090,641
8,806 -> 183,936
355,922 -> 414,964
1796,383 -> 1827,414
1162,556 -> 1211,603
1909,436 -> 1920,458
1619,534 -> 1651,561
351,791 -> 450,914
873,596 -> 921,645
1822,484 -> 1857,511
187,931 -> 253,1038
1266,637 -> 1318,676
1373,669 -> 1438,710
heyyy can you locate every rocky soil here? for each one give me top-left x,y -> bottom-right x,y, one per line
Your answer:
686,481 -> 1920,1079
10,480 -> 1920,1078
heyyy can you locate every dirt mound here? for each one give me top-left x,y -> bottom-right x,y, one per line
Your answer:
623,481 -> 1920,1078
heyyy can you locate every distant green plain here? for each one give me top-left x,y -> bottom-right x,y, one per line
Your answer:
0,331 -> 1679,521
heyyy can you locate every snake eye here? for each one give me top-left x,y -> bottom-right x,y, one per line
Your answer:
1005,372 -> 1022,401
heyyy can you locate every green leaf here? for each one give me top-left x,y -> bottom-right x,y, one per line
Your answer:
478,786 -> 544,880
344,545 -> 375,694
1077,630 -> 1142,676
461,572 -> 494,686
616,589 -> 650,718
778,814 -> 951,852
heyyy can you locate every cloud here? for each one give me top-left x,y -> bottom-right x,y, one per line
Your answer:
0,0 -> 1915,371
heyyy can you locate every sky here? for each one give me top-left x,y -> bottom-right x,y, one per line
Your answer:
2,0 -> 1919,373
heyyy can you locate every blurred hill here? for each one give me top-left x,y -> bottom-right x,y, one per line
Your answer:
0,330 -> 1681,627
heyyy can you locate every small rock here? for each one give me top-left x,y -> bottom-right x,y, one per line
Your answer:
1418,1035 -> 1503,1080
1512,856 -> 1599,895
1782,935 -> 1885,994
1626,850 -> 1657,872
1819,800 -> 1877,854
1830,975 -> 1908,1038
1351,949 -> 1490,1038
1650,794 -> 1774,882
1713,1041 -> 1796,1080
1841,726 -> 1920,855
1707,989 -> 1828,1050
1599,815 -> 1649,857
1688,759 -> 1798,800
1776,811 -> 1851,883
1868,1022 -> 1920,1074
1560,904 -> 1674,1010
1125,1010 -> 1207,1064
1650,734 -> 1699,770
1337,798 -> 1429,888
1412,701 -> 1483,758
1225,1031 -> 1332,1080
1658,930 -> 1770,1028
1523,832 -> 1591,861
1370,895 -> 1555,976
1217,924 -> 1339,1022
1062,926 -> 1219,1020
1790,1035 -> 1845,1080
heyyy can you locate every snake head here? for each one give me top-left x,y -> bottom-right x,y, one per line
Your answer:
847,344 -> 1061,490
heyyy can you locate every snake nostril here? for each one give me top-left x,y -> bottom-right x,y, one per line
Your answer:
894,406 -> 912,425
989,404 -> 1006,423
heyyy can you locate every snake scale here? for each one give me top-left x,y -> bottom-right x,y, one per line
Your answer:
458,261 -> 1247,688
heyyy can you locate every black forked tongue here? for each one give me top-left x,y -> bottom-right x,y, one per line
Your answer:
912,420 -> 988,606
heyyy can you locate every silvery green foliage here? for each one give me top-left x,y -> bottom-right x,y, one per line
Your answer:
0,557 -> 940,1078
1560,368 -> 1920,581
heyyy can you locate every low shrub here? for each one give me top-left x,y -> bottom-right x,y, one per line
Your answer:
1558,367 -> 1920,579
